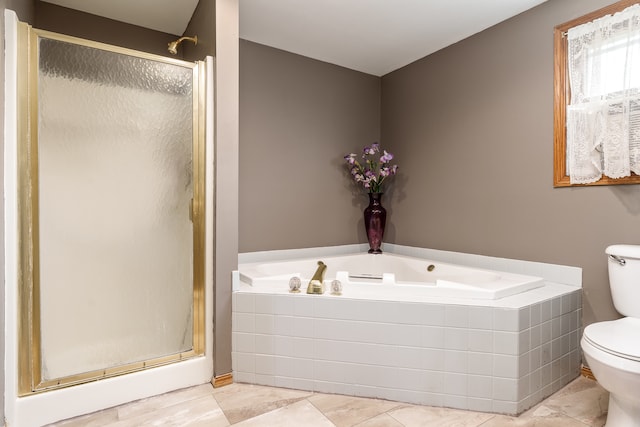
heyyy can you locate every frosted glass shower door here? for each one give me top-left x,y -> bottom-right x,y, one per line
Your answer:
20,29 -> 206,390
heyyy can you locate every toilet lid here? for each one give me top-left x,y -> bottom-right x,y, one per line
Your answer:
583,317 -> 640,362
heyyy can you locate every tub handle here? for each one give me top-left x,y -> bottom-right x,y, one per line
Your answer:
609,254 -> 626,266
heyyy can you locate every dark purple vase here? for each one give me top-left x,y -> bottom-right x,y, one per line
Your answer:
364,192 -> 386,254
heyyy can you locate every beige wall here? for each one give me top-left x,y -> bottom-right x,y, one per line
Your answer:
239,40 -> 381,252
381,0 -> 638,328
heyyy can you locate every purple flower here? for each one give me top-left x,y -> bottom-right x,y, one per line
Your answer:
344,142 -> 398,193
380,150 -> 394,163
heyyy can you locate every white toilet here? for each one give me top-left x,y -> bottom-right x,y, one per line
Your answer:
581,244 -> 640,427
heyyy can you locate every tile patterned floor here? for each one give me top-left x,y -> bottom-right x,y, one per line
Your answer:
48,376 -> 608,427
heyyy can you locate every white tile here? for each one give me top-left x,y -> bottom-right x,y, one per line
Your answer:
468,306 -> 493,330
551,317 -> 562,340
445,350 -> 468,375
233,371 -> 255,384
254,294 -> 274,314
421,392 -> 445,407
518,307 -> 530,331
445,305 -> 469,327
468,329 -> 493,353
444,372 -> 467,396
254,314 -> 274,334
281,356 -> 314,380
442,394 -> 468,410
492,377 -> 518,401
493,309 -> 519,332
530,302 -> 541,326
468,352 -> 493,376
422,326 -> 445,348
530,324 -> 541,349
561,313 -> 573,335
540,363 -> 553,390
395,345 -> 424,370
385,323 -> 422,346
234,312 -> 255,333
253,373 -> 276,386
255,354 -> 275,375
234,293 -> 255,313
233,352 -> 255,373
291,316 -> 315,338
391,367 -> 427,391
273,295 -> 295,315
421,370 -> 445,393
467,397 -> 493,413
292,337 -> 315,359
234,333 -> 255,353
444,328 -> 468,351
529,347 -> 541,372
540,300 -> 552,322
468,375 -> 493,399
273,315 -> 295,336
254,334 -> 274,355
314,339 -> 344,361
518,329 -> 530,354
540,320 -> 552,344
423,304 -> 445,326
518,352 -> 530,377
313,360 -> 349,384
292,296 -> 315,317
396,302 -> 427,325
492,399 -> 518,415
274,376 -> 314,391
551,297 -> 562,318
423,348 -> 445,371
314,298 -> 356,320
493,331 -> 519,355
493,354 -> 518,378
274,336 -> 294,356
529,368 -> 542,394
540,342 -> 552,366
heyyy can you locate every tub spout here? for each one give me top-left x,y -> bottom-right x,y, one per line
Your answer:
306,261 -> 327,294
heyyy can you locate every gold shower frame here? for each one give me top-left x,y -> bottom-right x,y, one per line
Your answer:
16,23 -> 207,395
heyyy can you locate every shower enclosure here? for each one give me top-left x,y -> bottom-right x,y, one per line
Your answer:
5,12 -> 214,426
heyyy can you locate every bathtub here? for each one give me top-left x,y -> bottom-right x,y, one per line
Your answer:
233,245 -> 583,415
239,253 -> 544,300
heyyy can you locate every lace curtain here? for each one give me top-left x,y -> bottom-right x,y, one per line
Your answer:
566,4 -> 640,184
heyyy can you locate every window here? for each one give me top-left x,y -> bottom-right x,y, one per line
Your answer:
554,0 -> 640,186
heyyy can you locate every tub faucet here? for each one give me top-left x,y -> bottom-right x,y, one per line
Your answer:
306,261 -> 327,294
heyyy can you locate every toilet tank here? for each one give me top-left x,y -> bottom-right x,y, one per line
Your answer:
606,244 -> 640,317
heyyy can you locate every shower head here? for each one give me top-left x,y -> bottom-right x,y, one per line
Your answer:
168,35 -> 198,54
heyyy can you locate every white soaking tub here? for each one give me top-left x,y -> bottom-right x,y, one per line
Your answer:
239,253 -> 544,300
233,246 -> 583,415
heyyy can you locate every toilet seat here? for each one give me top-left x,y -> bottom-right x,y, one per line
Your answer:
583,317 -> 640,362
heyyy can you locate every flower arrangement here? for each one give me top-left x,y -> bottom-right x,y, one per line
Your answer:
344,142 -> 398,193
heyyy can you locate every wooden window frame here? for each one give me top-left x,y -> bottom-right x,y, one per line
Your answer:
553,0 -> 640,187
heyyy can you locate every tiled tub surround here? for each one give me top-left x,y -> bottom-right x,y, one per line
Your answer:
232,244 -> 582,415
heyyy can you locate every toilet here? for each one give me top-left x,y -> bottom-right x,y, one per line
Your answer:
581,245 -> 640,427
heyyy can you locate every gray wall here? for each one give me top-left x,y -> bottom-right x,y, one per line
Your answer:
35,2 -> 178,57
239,40 -> 381,252
238,0 -> 636,329
381,0 -> 637,328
